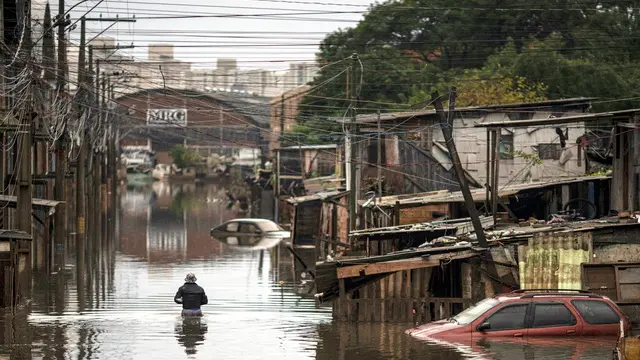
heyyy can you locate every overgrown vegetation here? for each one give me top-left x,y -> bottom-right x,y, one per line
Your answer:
289,1 -> 640,144
168,146 -> 203,168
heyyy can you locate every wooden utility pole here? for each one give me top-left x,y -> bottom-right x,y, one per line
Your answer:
274,150 -> 280,224
76,17 -> 87,279
279,93 -> 285,149
377,109 -> 382,198
53,0 -> 70,271
15,0 -> 34,306
347,53 -> 359,233
432,90 -> 488,248
96,74 -> 106,251
56,0 -> 68,91
433,89 -> 502,294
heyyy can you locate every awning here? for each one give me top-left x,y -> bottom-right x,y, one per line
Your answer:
0,195 -> 63,210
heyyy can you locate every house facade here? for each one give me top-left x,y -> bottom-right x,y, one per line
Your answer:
354,98 -> 596,195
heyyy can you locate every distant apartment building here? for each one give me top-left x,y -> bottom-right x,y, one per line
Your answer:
148,44 -> 174,61
66,38 -> 318,100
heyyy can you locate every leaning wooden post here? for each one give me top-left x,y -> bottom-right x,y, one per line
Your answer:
432,89 -> 502,295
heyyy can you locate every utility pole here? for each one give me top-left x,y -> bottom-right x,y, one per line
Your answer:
432,89 -> 487,247
347,53 -> 359,233
432,89 -> 502,294
279,93 -> 285,149
274,150 -> 280,224
76,17 -> 87,281
15,0 -> 34,306
96,74 -> 106,253
54,0 -> 70,271
377,109 -> 382,198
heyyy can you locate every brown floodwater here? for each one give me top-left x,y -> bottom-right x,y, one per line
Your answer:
0,182 -> 621,359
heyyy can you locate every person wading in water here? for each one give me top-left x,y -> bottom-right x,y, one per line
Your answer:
174,273 -> 208,316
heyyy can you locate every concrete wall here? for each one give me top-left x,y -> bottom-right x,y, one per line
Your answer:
431,111 -> 588,186
268,85 -> 310,156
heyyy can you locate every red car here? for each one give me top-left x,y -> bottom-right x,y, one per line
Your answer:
407,289 -> 632,340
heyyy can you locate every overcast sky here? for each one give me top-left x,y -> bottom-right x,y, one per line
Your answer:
45,0 -> 376,71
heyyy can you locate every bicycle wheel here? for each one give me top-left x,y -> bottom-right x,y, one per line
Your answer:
563,198 -> 598,220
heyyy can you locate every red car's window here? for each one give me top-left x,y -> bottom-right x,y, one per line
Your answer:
571,300 -> 620,325
532,303 -> 576,328
482,304 -> 528,331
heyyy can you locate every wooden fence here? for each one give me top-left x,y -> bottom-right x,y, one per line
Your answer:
333,267 -> 472,322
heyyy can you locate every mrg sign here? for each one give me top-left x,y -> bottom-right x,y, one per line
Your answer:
146,108 -> 187,126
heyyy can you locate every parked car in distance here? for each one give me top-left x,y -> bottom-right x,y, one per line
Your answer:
407,289 -> 631,341
210,218 -> 291,250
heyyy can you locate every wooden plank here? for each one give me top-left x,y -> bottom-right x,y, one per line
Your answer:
381,275 -> 388,323
373,280 -> 381,322
393,272 -> 402,321
339,279 -> 346,321
336,250 -> 477,279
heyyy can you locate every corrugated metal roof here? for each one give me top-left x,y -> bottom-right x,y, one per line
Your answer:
344,97 -> 596,124
348,216 -> 494,238
276,144 -> 338,151
0,230 -> 32,240
0,195 -> 63,209
518,232 -> 592,290
475,108 -> 640,128
286,190 -> 348,205
365,176 -> 610,208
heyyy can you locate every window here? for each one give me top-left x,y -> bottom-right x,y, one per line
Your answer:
239,223 -> 260,234
499,134 -> 514,160
532,303 -> 576,328
571,300 -> 620,325
538,143 -> 562,160
225,222 -> 239,232
453,298 -> 499,325
483,304 -> 528,331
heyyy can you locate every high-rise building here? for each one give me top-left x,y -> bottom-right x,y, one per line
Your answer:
148,44 -> 174,61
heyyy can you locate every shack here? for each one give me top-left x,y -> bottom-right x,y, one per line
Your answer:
347,98 -> 595,195
476,108 -> 640,214
285,191 -> 349,256
317,217 -> 640,324
273,144 -> 343,198
361,176 -> 611,228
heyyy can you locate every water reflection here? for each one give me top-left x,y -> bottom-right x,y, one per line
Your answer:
0,181 -> 623,359
316,322 -> 619,360
174,317 -> 208,356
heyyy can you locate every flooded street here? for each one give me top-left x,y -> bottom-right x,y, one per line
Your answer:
0,182 -> 620,359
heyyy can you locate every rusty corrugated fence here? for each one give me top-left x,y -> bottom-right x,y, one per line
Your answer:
518,232 -> 592,290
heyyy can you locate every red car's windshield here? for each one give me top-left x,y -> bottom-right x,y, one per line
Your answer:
452,298 -> 500,325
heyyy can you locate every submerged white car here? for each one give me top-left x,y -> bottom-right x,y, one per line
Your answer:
210,218 -> 291,250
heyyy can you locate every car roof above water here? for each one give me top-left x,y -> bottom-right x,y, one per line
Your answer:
494,289 -> 605,303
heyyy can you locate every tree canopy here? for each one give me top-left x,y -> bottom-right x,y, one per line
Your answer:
289,0 -> 640,143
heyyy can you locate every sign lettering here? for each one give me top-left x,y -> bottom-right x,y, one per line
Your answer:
146,109 -> 187,126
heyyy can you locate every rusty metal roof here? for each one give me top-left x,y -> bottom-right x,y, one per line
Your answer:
342,97 -> 596,124
348,216 -> 494,238
364,176 -> 610,209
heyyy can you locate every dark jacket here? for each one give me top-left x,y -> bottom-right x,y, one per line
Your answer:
174,283 -> 208,310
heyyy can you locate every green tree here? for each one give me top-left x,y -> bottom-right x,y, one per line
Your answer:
169,146 -> 202,168
296,0 -> 640,141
